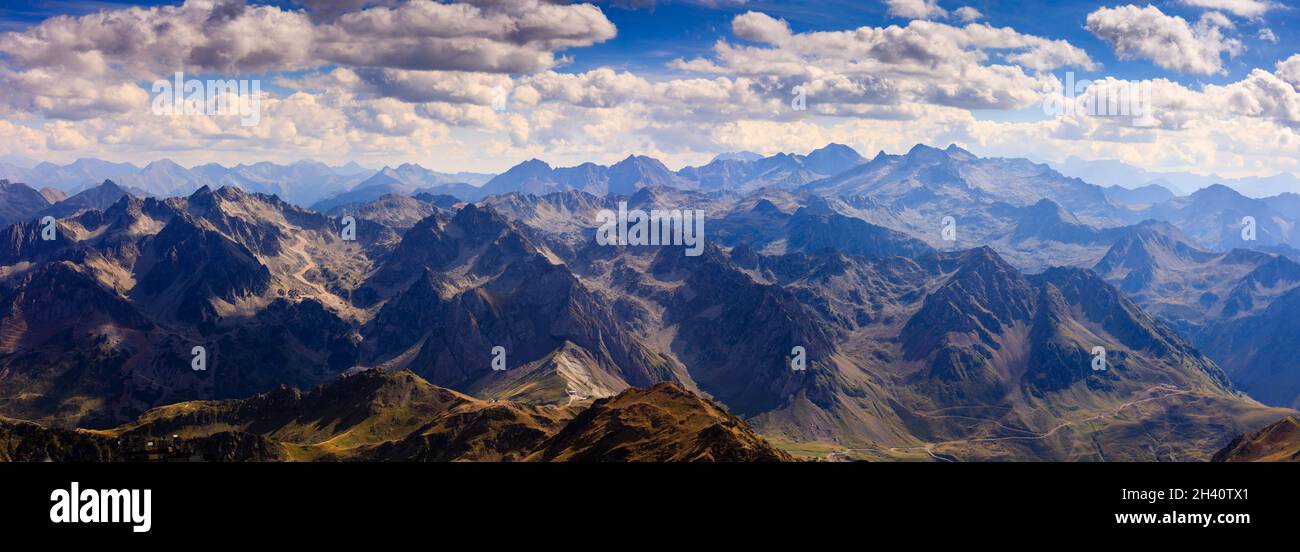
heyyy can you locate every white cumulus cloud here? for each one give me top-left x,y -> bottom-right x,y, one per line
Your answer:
1086,5 -> 1244,75
1179,0 -> 1276,18
883,0 -> 948,20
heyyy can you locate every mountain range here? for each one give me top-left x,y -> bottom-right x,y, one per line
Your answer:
1056,155 -> 1300,198
3,143 -> 1299,461
0,158 -> 490,209
0,143 -> 902,216
0,370 -> 788,462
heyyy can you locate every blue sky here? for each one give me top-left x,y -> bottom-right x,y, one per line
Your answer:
0,1 -> 1297,176
4,1 -> 1292,82
588,1 -> 1294,84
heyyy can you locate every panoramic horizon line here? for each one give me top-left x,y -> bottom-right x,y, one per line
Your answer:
6,143 -> 1300,194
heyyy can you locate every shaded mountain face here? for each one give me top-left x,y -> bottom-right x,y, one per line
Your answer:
1092,221 -> 1212,284
0,186 -> 383,426
358,204 -> 679,405
325,193 -> 439,231
310,175 -> 406,212
1194,287 -> 1300,408
0,260 -> 162,428
1212,416 -> 1300,462
712,195 -> 933,260
785,207 -> 933,259
645,245 -> 837,417
1092,222 -> 1300,407
135,213 -> 273,326
0,370 -> 787,462
1007,199 -> 1111,244
0,180 -> 50,226
38,180 -> 132,220
888,247 -> 1232,412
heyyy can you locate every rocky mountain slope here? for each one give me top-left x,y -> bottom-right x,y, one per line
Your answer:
529,382 -> 791,461
1092,222 -> 1300,407
0,180 -> 50,226
0,370 -> 786,462
1212,416 -> 1300,462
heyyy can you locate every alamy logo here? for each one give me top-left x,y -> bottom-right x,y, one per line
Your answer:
1241,216 -> 1257,241
50,482 -> 151,533
491,346 -> 506,371
491,85 -> 510,112
595,202 -> 705,257
151,72 -> 262,127
791,85 -> 807,111
191,346 -> 207,371
941,215 -> 957,242
1042,72 -> 1155,128
341,216 -> 357,242
1091,346 -> 1107,372
40,216 -> 57,241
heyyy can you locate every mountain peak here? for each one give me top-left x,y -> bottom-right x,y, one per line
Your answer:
711,151 -> 762,163
144,158 -> 185,171
944,143 -> 976,160
956,245 -> 1018,274
901,144 -> 954,166
1024,198 -> 1080,224
529,382 -> 792,462
97,179 -> 124,192
907,143 -> 944,156
1093,219 -> 1209,280
809,143 -> 857,155
1191,183 -> 1246,201
613,154 -> 668,169
500,158 -> 554,177
216,184 -> 249,200
801,143 -> 865,175
449,202 -> 511,233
